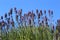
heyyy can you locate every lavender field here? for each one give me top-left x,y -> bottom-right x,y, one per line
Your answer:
0,7 -> 59,40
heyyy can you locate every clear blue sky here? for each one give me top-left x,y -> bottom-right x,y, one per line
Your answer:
0,0 -> 60,26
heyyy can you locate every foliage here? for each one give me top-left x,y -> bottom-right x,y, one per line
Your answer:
1,26 -> 54,40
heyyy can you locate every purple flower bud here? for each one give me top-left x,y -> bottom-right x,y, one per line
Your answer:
8,12 -> 10,16
40,10 -> 43,15
48,10 -> 51,16
21,16 -> 24,21
5,13 -> 7,18
18,9 -> 22,16
38,13 -> 40,19
51,10 -> 53,15
28,12 -> 31,16
53,25 -> 54,30
1,16 -> 3,19
10,8 -> 13,15
11,19 -> 14,27
29,19 -> 31,25
44,10 -> 46,14
16,15 -> 18,21
1,20 -> 5,26
36,9 -> 38,14
14,7 -> 17,13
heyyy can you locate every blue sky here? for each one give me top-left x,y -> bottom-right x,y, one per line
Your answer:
0,0 -> 60,26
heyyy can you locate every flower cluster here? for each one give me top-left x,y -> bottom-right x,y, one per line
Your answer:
0,8 -> 54,33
